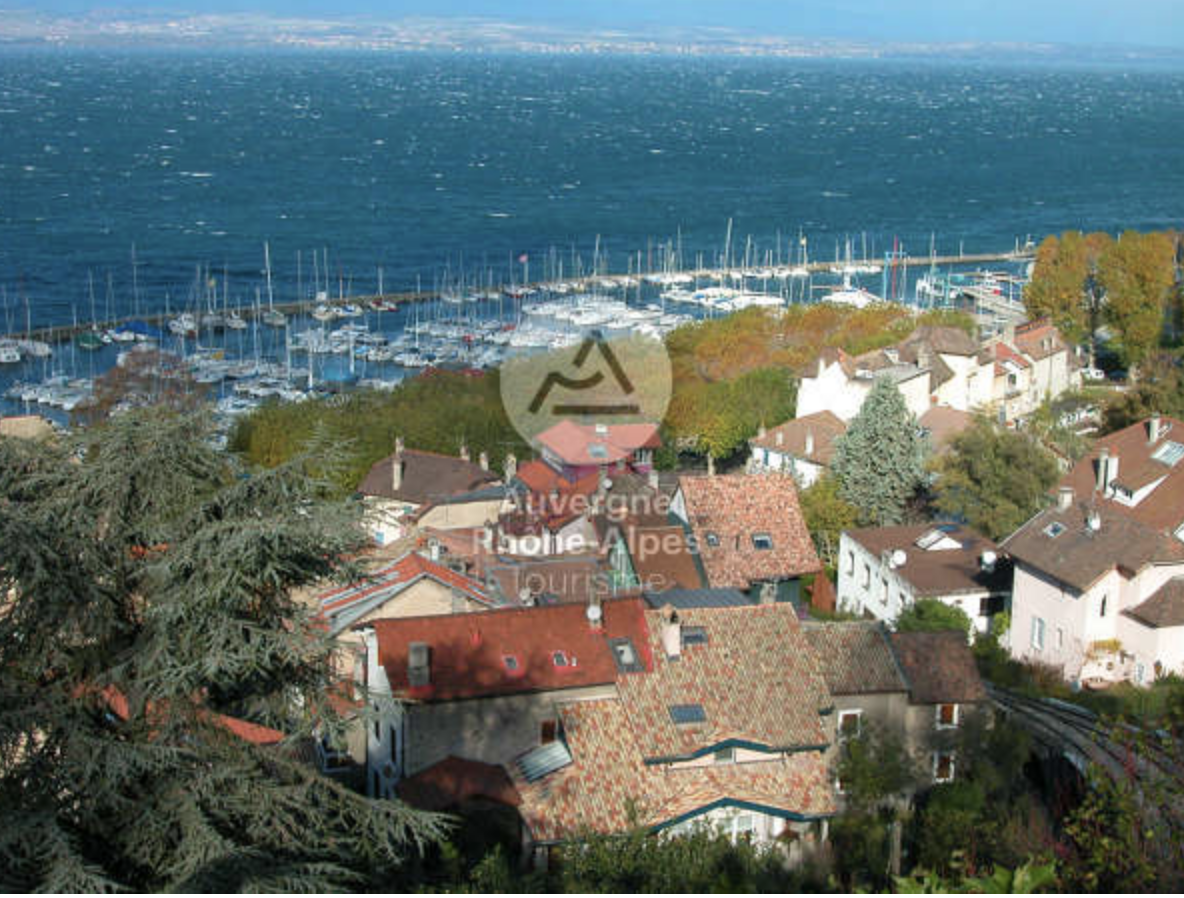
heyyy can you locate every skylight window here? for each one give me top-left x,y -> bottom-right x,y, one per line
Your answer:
669,703 -> 707,725
1043,522 -> 1066,539
1152,440 -> 1184,467
705,531 -> 720,548
552,651 -> 569,667
609,637 -> 644,673
681,626 -> 708,647
502,654 -> 519,671
752,533 -> 773,551
588,443 -> 609,459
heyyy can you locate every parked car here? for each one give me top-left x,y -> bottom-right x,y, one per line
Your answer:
1082,366 -> 1106,381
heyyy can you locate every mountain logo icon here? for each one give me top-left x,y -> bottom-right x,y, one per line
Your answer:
527,331 -> 641,416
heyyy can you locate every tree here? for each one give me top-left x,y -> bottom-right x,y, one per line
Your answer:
895,599 -> 972,637
0,410 -> 445,891
836,724 -> 920,813
1024,231 -> 1113,349
798,475 -> 859,570
831,378 -> 928,526
1098,230 -> 1176,379
932,418 -> 1059,541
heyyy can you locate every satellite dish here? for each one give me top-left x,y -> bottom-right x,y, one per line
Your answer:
891,549 -> 907,569
980,550 -> 997,572
586,604 -> 603,625
1086,511 -> 1101,532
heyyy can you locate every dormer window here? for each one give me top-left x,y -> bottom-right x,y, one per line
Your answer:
552,650 -> 569,667
752,533 -> 773,551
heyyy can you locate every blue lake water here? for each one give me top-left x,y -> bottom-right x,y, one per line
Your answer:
2,50 -> 1183,332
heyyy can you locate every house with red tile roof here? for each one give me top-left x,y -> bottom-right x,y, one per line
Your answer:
670,472 -> 821,604
535,420 -> 661,479
1003,486 -> 1184,687
748,410 -> 847,486
357,599 -> 839,863
796,321 -> 1079,428
803,622 -> 989,791
355,438 -> 501,546
836,523 -> 1010,635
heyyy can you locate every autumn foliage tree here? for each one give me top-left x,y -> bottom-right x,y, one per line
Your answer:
1098,230 -> 1177,378
1024,230 -> 1113,348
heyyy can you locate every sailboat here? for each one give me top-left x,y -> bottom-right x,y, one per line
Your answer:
260,242 -> 287,328
75,273 -> 106,351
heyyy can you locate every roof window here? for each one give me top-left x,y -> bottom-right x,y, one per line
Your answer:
1152,440 -> 1184,467
588,443 -> 609,459
609,637 -> 644,673
681,626 -> 708,647
502,654 -> 519,671
705,531 -> 720,548
669,703 -> 707,725
752,533 -> 773,550
1043,521 -> 1066,539
552,650 -> 569,667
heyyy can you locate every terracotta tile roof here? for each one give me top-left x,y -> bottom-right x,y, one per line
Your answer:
918,407 -> 975,455
1059,418 -> 1184,534
889,631 -> 987,705
97,686 -> 286,746
367,597 -> 652,701
536,420 -> 661,467
316,551 -> 499,633
802,622 -> 908,695
900,325 -> 979,358
750,411 -> 847,465
512,698 -> 836,843
994,341 -> 1032,371
677,473 -> 821,589
1003,501 -> 1184,593
816,346 -> 856,378
396,756 -> 521,811
616,519 -> 704,593
615,605 -> 831,762
357,448 -> 498,505
1123,577 -> 1184,629
845,524 -> 1010,597
1014,319 -> 1068,362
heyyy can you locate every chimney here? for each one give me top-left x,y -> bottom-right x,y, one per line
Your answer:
1107,453 -> 1119,497
478,450 -> 489,471
407,642 -> 430,687
758,420 -> 767,439
775,430 -> 784,447
659,605 -> 681,660
482,522 -> 495,551
1096,447 -> 1109,493
504,452 -> 517,482
428,538 -> 441,563
1057,486 -> 1074,511
1149,416 -> 1161,445
395,435 -> 405,456
707,455 -> 716,477
391,456 -> 405,492
805,430 -> 815,458
759,582 -> 777,605
459,442 -> 470,463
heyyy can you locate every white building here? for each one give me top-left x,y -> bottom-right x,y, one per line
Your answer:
837,523 -> 1010,635
747,410 -> 847,486
1003,489 -> 1184,686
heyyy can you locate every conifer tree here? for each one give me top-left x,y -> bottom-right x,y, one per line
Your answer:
0,410 -> 445,891
830,378 -> 928,526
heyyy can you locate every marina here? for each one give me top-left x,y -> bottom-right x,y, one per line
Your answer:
0,244 -> 1034,431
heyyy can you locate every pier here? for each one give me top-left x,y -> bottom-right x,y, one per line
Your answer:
5,248 -> 1034,345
